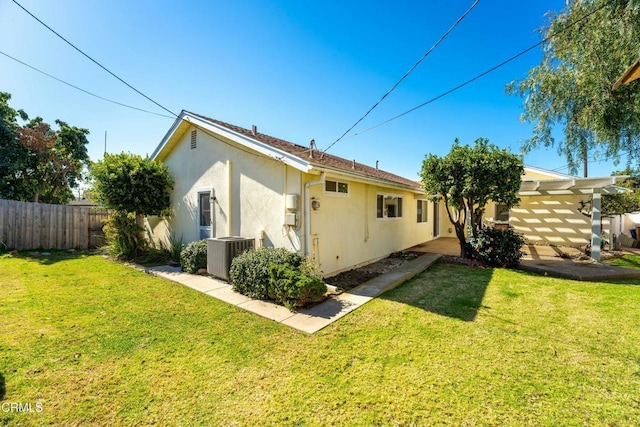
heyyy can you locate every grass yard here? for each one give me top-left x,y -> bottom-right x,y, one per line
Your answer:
1,253 -> 640,425
608,253 -> 640,271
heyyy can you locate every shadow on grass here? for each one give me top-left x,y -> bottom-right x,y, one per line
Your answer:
382,262 -> 493,321
0,372 -> 5,400
608,254 -> 640,271
1,249 -> 96,266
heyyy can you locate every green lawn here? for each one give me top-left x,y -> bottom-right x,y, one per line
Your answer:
607,253 -> 640,271
1,253 -> 639,425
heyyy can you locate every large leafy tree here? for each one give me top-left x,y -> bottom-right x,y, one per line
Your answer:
507,0 -> 640,175
420,138 -> 524,258
90,152 -> 174,216
0,92 -> 90,203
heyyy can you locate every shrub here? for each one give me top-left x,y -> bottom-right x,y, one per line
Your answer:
103,211 -> 145,260
229,247 -> 303,300
268,260 -> 327,310
158,233 -> 184,263
180,239 -> 208,273
468,226 -> 525,267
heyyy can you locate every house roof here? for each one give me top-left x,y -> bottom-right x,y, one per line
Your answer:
153,110 -> 422,190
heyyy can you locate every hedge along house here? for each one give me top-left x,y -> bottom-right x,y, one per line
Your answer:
148,111 -> 435,277
483,166 -> 628,261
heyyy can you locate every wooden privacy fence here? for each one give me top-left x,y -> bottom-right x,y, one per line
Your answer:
0,199 -> 110,251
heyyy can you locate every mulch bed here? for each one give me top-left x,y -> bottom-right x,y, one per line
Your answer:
324,251 -> 423,291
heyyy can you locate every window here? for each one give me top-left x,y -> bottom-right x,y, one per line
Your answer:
417,200 -> 428,223
377,194 -> 403,218
325,179 -> 348,195
495,203 -> 510,223
190,130 -> 197,149
199,192 -> 211,227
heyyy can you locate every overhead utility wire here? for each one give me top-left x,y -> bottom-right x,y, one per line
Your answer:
347,0 -> 616,139
0,50 -> 175,119
322,0 -> 480,154
12,0 -> 178,118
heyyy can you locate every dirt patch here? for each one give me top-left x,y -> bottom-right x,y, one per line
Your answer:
325,251 -> 423,290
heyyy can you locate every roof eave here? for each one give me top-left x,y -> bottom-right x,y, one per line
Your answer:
151,111 -> 312,173
309,165 -> 424,193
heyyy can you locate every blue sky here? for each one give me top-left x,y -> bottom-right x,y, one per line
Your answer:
0,0 -> 625,180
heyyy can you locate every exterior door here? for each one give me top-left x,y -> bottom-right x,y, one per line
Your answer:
433,201 -> 440,238
198,191 -> 212,239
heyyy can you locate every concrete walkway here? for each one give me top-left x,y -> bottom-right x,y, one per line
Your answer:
144,253 -> 441,334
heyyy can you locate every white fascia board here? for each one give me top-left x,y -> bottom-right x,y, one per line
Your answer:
150,113 -> 186,160
524,165 -> 574,179
311,165 -> 424,194
182,114 -> 312,173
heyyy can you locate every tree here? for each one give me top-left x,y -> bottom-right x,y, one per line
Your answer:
90,152 -> 174,260
420,138 -> 524,258
0,92 -> 90,203
506,0 -> 640,176
602,168 -> 640,215
90,152 -> 174,216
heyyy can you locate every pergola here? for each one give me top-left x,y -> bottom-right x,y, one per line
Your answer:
519,176 -> 628,261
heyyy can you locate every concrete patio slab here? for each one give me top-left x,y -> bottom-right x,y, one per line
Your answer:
518,259 -> 640,281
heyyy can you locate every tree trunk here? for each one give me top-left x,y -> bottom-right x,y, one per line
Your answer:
455,224 -> 467,258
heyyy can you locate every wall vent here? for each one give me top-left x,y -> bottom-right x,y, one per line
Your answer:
190,130 -> 197,149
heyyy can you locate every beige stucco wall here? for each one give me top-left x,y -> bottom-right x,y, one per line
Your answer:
308,178 -> 434,276
508,195 -> 612,247
148,126 -> 303,252
148,124 -> 435,277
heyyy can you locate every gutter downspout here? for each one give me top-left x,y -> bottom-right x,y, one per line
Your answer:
304,172 -> 325,256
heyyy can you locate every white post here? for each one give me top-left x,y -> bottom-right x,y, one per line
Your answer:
591,190 -> 601,261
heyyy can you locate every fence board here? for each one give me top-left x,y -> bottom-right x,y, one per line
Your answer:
0,199 -> 109,250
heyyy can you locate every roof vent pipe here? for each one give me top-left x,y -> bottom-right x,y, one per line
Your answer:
309,139 -> 315,159
376,160 -> 379,170
251,125 -> 257,135
352,159 -> 356,169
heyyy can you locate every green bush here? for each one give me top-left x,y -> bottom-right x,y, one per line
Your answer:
268,261 -> 327,310
158,233 -> 184,263
468,226 -> 525,267
103,212 -> 145,260
229,247 -> 304,300
180,239 -> 208,273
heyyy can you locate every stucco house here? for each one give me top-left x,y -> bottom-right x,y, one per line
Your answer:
148,111 -> 437,277
148,111 -> 627,271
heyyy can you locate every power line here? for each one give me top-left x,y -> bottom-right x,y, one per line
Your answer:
11,0 -> 178,118
322,0 -> 480,154
345,0 -> 617,140
0,50 -> 175,119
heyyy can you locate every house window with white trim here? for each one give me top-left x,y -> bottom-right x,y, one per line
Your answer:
325,180 -> 349,195
495,203 -> 510,223
376,194 -> 403,218
417,200 -> 428,223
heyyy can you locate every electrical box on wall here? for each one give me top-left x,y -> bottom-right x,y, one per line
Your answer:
286,194 -> 299,211
285,213 -> 297,226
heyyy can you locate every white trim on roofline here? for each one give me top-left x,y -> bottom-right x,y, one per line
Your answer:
524,165 -> 575,179
151,111 -> 312,173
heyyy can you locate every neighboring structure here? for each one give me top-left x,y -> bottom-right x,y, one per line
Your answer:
148,111 -> 436,277
485,166 -> 628,261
